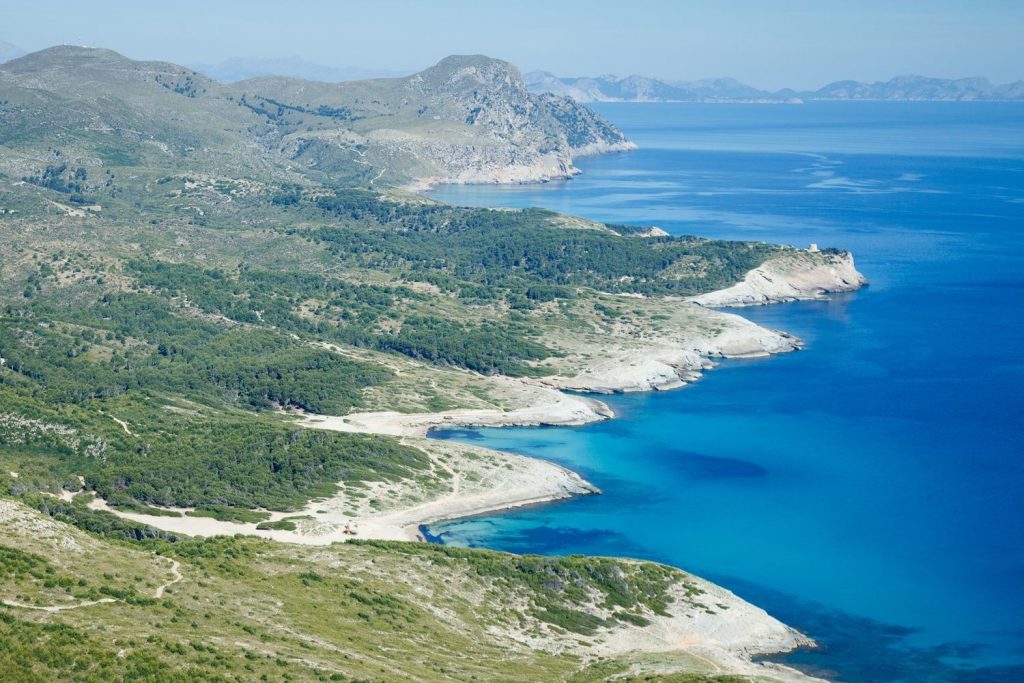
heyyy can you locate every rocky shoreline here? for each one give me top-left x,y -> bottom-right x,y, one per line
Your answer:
88,252 -> 864,682
92,252 -> 865,542
690,250 -> 867,307
402,138 -> 639,192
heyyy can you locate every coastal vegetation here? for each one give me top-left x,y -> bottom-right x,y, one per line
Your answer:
297,190 -> 781,296
0,45 -> 835,681
0,497 -> 775,682
358,541 -> 680,634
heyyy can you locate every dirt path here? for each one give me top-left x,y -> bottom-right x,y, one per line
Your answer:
98,410 -> 134,435
111,416 -> 133,435
2,555 -> 182,612
154,556 -> 182,598
350,146 -> 387,185
1,597 -> 116,612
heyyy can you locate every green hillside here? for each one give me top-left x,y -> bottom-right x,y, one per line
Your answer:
0,497 -> 752,682
0,46 -> 815,517
0,46 -> 821,682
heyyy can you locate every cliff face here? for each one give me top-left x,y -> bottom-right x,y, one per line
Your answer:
391,56 -> 637,171
689,250 -> 868,307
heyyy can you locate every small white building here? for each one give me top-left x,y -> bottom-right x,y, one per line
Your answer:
808,243 -> 819,252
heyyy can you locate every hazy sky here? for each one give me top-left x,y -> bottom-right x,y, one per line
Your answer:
2,0 -> 1022,89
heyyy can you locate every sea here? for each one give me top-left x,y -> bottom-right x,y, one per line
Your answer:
427,102 -> 1024,682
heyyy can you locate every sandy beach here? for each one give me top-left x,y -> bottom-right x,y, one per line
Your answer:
91,250 -> 864,544
87,437 -> 598,544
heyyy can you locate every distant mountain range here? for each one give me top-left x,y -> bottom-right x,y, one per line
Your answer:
526,72 -> 797,103
188,56 -> 407,83
0,40 -> 25,64
526,71 -> 1024,103
5,37 -> 1019,101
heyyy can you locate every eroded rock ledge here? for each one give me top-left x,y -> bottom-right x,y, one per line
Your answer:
689,250 -> 868,307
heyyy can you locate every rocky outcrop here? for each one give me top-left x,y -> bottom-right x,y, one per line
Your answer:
689,250 -> 868,307
541,311 -> 801,394
595,570 -> 824,682
535,249 -> 866,394
388,58 -> 636,186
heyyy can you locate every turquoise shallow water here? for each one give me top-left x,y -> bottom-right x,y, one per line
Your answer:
427,102 -> 1024,682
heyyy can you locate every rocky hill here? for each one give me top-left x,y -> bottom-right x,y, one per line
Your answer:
0,47 -> 634,189
234,54 -> 636,188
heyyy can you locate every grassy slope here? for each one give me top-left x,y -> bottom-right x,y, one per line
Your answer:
0,497 -> 752,682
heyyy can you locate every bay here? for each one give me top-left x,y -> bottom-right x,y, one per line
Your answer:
428,102 -> 1024,682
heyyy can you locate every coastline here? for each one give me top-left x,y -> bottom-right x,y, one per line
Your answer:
84,241 -> 863,682
86,437 -> 600,544
400,140 -> 639,193
591,568 -> 826,683
689,250 -> 867,307
301,386 -> 613,437
7,491 -> 823,682
87,252 -> 864,543
9,45 -> 1019,682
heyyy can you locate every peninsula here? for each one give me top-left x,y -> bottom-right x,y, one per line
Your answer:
0,46 -> 864,681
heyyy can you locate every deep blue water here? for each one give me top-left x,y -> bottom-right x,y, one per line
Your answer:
427,102 -> 1024,682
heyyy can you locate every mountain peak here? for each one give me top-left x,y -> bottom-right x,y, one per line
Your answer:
413,54 -> 525,92
3,44 -> 127,69
526,71 -> 788,103
0,39 -> 24,64
432,54 -> 513,70
189,56 -> 402,83
1,44 -> 216,96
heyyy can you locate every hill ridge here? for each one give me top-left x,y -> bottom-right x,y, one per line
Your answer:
0,45 -> 634,188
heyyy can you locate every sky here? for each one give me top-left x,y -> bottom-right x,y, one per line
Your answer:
2,0 -> 1022,89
